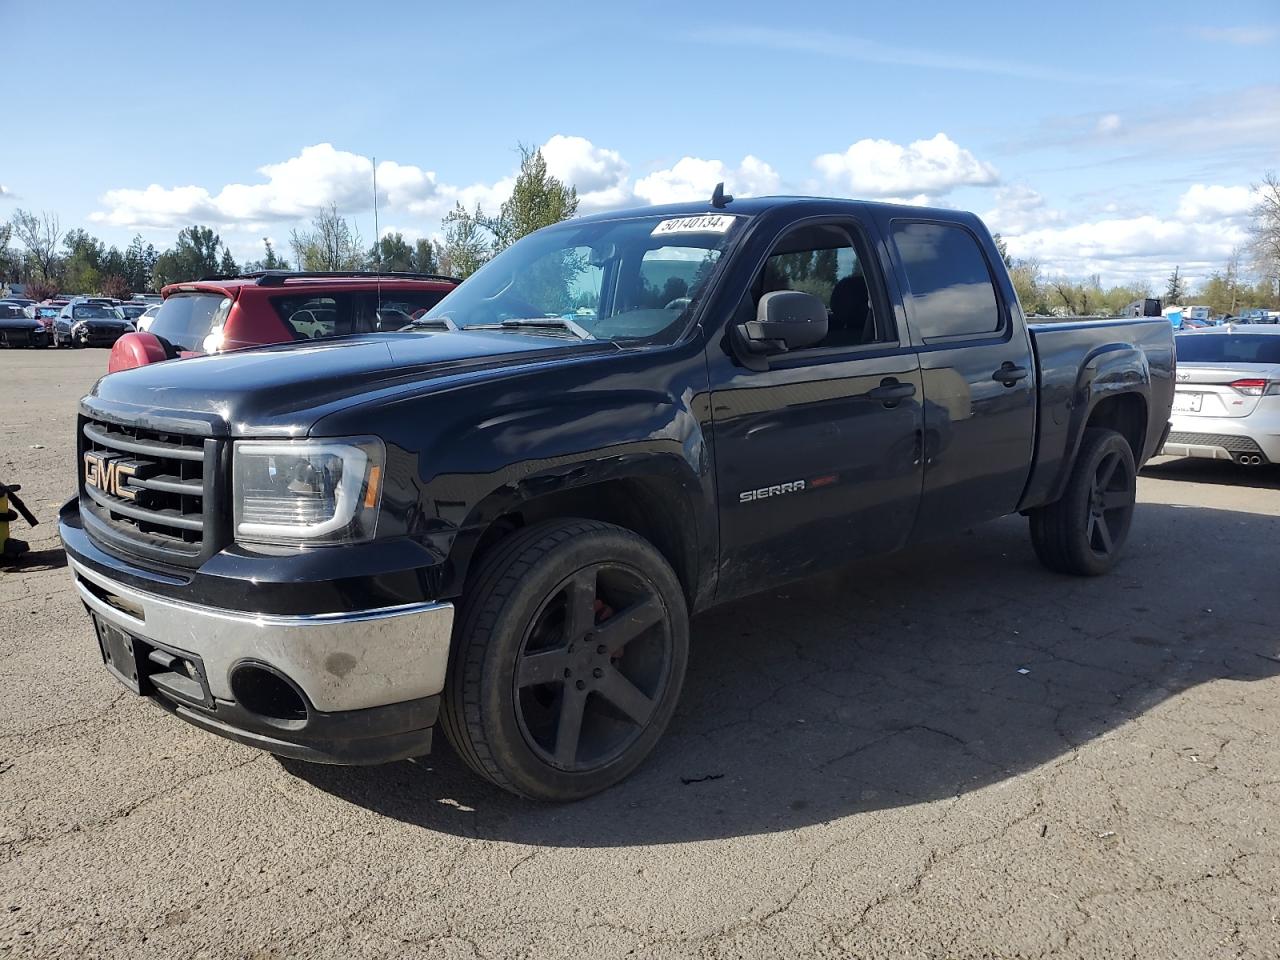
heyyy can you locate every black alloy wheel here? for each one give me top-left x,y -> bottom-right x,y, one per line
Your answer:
513,563 -> 673,772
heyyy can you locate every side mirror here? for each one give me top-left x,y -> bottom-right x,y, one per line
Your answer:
738,290 -> 828,357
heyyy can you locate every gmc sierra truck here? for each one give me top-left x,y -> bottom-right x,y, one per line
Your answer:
59,194 -> 1174,801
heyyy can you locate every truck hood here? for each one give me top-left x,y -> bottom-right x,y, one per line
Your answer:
88,330 -> 617,435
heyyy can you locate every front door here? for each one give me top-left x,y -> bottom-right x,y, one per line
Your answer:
706,219 -> 924,600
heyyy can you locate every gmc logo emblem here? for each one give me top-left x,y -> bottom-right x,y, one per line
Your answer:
84,452 -> 138,501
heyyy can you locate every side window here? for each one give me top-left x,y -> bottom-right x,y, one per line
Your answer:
750,223 -> 887,349
891,221 -> 1001,340
270,296 -> 343,340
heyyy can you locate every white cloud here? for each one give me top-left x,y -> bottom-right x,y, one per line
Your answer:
1006,213 -> 1250,285
91,144 -> 448,228
1095,113 -> 1122,134
0,184 -> 13,200
1193,25 -> 1278,46
982,185 -> 1063,235
540,135 -> 630,213
814,133 -> 998,198
1175,183 -> 1257,222
633,155 -> 780,204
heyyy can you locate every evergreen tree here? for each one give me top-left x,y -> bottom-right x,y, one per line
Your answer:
487,145 -> 578,252
218,248 -> 239,276
411,238 -> 441,275
440,204 -> 491,279
1165,266 -> 1186,305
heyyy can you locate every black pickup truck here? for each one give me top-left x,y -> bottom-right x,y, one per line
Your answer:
59,195 -> 1174,800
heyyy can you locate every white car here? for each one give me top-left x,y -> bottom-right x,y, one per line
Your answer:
135,304 -> 161,332
1163,325 -> 1280,466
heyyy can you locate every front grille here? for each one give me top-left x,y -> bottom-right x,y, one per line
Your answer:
1165,431 -> 1263,454
79,417 -> 224,567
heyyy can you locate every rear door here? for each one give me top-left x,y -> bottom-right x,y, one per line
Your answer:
881,217 -> 1036,540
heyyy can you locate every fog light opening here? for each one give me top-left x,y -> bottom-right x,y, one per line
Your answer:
230,662 -> 309,724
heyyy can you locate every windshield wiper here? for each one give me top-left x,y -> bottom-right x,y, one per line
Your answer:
464,317 -> 595,340
403,316 -> 459,331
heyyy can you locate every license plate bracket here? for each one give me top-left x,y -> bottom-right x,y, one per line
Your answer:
93,615 -> 144,695
1172,392 -> 1203,413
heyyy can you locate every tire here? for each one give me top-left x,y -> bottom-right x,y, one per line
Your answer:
441,518 -> 689,801
1029,427 -> 1137,576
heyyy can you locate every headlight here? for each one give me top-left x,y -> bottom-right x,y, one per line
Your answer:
233,437 -> 385,545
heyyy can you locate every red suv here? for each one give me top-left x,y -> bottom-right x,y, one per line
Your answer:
108,271 -> 459,372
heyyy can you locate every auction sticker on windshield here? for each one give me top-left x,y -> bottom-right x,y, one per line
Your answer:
651,215 -> 738,236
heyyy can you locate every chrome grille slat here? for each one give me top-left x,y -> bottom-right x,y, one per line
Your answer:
82,422 -> 205,461
83,483 -> 205,531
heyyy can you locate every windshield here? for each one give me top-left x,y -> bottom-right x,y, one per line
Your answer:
418,213 -> 742,343
1176,333 -> 1280,365
72,304 -> 115,319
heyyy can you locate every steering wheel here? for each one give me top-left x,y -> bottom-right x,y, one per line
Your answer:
664,297 -> 692,311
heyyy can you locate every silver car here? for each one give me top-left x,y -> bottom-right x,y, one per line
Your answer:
1163,325 -> 1280,465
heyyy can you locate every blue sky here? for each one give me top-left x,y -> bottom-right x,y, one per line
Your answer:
4,0 -> 1278,286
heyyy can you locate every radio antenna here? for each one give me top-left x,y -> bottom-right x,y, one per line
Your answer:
372,155 -> 382,317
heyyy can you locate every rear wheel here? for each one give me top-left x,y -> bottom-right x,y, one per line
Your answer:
441,519 -> 689,801
1029,428 -> 1137,576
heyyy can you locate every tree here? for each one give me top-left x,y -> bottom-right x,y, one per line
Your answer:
10,208 -> 63,282
100,274 -> 132,301
23,278 -> 60,302
439,204 -> 491,279
218,248 -> 239,277
62,228 -> 106,293
411,237 -> 442,275
289,204 -> 366,271
369,231 -> 414,272
152,226 -> 224,288
123,235 -> 157,292
1165,266 -> 1186,305
0,222 -> 18,283
486,144 -> 578,252
993,233 -> 1014,269
1249,171 -> 1280,293
243,238 -> 289,273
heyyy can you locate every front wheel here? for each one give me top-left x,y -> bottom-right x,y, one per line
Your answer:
441,519 -> 689,801
1029,428 -> 1137,576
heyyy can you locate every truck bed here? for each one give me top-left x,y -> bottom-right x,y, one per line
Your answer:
1020,317 -> 1176,510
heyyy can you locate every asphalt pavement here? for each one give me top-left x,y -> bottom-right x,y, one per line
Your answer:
2,349 -> 1279,959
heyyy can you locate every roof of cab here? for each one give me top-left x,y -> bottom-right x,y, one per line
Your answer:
568,195 -> 976,227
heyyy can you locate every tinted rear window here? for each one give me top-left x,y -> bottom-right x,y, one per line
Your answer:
891,221 -> 1002,340
1176,334 -> 1280,365
150,293 -> 228,351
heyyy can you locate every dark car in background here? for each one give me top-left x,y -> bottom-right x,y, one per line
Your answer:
55,301 -> 133,348
0,303 -> 52,348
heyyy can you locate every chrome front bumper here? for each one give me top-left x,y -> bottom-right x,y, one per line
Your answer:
68,555 -> 455,713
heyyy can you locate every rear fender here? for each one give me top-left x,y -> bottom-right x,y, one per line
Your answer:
1022,342 -> 1151,509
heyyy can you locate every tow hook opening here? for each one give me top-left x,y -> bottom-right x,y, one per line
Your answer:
230,662 -> 309,726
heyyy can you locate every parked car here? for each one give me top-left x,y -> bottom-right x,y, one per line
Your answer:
0,302 -> 51,348
107,271 -> 459,372
54,302 -> 133,348
118,303 -> 149,325
60,195 -> 1174,800
32,304 -> 62,332
134,304 -> 160,332
0,297 -> 36,311
1162,326 -> 1280,465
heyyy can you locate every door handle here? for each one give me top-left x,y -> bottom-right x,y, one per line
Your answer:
992,363 -> 1029,386
864,379 -> 917,404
